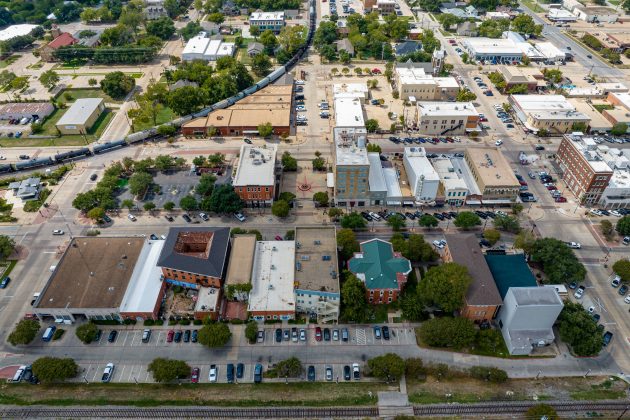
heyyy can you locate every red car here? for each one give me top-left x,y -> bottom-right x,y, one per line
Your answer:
315,327 -> 322,342
371,68 -> 381,74
191,367 -> 200,383
167,329 -> 174,343
274,235 -> 283,241
555,196 -> 567,203
546,185 -> 557,190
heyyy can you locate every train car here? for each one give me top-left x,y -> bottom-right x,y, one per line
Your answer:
214,99 -> 230,110
92,140 -> 127,154
267,67 -> 286,83
14,157 -> 54,171
171,115 -> 193,127
128,128 -> 158,144
244,85 -> 258,95
54,148 -> 91,162
256,77 -> 270,90
0,164 -> 14,174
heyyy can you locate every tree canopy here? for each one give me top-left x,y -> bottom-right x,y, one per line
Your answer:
148,358 -> 191,382
32,357 -> 78,382
0,234 -> 15,259
146,16 -> 175,40
7,319 -> 40,346
530,238 -> 586,284
337,228 -> 359,261
613,259 -> 630,283
418,317 -> 477,349
198,322 -> 232,347
100,71 -> 135,99
418,263 -> 471,312
418,214 -> 438,228
557,301 -> 603,356
453,211 -> 481,230
272,200 -> 290,218
367,353 -> 405,381
387,214 -> 406,231
617,215 -> 630,235
493,215 -> 520,233
75,322 -> 99,344
207,185 -> 243,214
340,212 -> 367,230
341,273 -> 369,322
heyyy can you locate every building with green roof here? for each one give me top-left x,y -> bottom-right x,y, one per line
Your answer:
484,253 -> 537,299
348,239 -> 412,304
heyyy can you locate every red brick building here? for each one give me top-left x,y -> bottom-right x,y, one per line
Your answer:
233,144 -> 278,207
40,32 -> 78,61
557,135 -> 613,205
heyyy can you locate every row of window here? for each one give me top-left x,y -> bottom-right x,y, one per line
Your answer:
369,297 -> 393,303
447,191 -> 467,197
420,119 -> 465,125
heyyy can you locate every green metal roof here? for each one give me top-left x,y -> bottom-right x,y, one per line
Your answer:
484,254 -> 537,299
348,239 -> 411,290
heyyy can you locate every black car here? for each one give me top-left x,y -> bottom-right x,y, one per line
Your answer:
593,313 -> 601,322
308,365 -> 316,381
441,212 -> 451,219
323,328 -> 331,341
90,174 -> 98,181
227,363 -> 235,383
165,215 -> 174,222
405,212 -> 415,220
619,284 -> 628,295
182,214 -> 192,223
183,329 -> 191,342
0,277 -> 10,289
102,215 -> 112,223
275,328 -> 282,343
236,363 -> 244,379
535,145 -> 545,151
485,211 -> 496,219
479,239 -> 491,247
107,330 -> 118,343
475,211 -> 487,219
361,211 -> 372,221
174,330 -> 182,342
344,365 -> 351,380
94,329 -> 102,342
603,331 -> 613,346
19,155 -> 30,160
191,330 -> 198,343
433,213 -> 444,220
382,326 -> 390,340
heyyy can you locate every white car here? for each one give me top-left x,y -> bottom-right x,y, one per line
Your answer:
588,306 -> 595,313
567,242 -> 581,249
52,229 -> 64,235
495,139 -> 503,146
432,240 -> 445,249
0,155 -> 5,160
295,106 -> 306,111
574,286 -> 585,299
610,210 -> 622,217
128,214 -> 137,221
101,363 -> 115,383
296,115 -> 307,121
589,209 -> 603,216
234,212 -> 246,222
625,295 -> 630,304
209,365 -> 217,382
295,80 -> 305,85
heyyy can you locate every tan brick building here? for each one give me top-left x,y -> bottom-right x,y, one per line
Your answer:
464,147 -> 520,204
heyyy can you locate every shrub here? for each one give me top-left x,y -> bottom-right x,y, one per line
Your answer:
179,319 -> 191,325
469,366 -> 508,383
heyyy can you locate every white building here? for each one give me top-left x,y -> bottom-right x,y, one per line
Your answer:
497,287 -> 563,355
182,35 -> 210,61
233,144 -> 277,207
394,67 -> 459,101
383,166 -> 403,206
182,36 -> 235,62
486,11 -> 511,20
334,98 -> 365,128
509,94 -> 590,134
334,127 -> 370,206
403,147 -> 440,202
248,241 -> 296,321
573,5 -> 618,23
547,8 -> 577,21
461,38 -> 523,63
535,42 -> 566,62
333,83 -> 369,103
432,157 -> 469,205
119,240 -> 165,319
368,153 -> 388,206
0,24 -> 39,41
249,11 -> 285,33
600,148 -> 630,209
415,101 -> 479,135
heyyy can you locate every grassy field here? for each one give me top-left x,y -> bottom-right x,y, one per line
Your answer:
520,0 -> 545,13
133,107 -> 178,132
0,55 -> 19,69
0,382 -> 393,407
56,88 -> 123,105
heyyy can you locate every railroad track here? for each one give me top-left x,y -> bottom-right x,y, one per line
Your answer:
0,406 -> 378,418
413,400 -> 630,416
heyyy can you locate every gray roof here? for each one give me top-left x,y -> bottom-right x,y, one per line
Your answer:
368,153 -> 387,192
170,80 -> 199,91
247,42 -> 264,54
157,227 -> 230,278
509,287 -> 563,306
10,177 -> 40,198
73,29 -> 102,47
57,98 -> 103,126
396,41 -> 422,56
336,38 -> 354,55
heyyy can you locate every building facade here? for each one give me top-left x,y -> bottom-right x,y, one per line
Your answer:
233,144 -> 277,208
394,67 -> 459,101
56,98 -> 105,135
556,134 -> 614,205
415,102 -> 479,135
249,11 -> 285,33
464,148 -> 520,203
510,94 -> 590,134
403,147 -> 440,202
333,127 -> 370,207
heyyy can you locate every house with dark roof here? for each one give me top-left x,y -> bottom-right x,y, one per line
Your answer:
395,40 -> 422,56
348,238 -> 411,304
443,234 -> 502,322
157,227 -> 231,289
40,32 -> 78,61
247,41 -> 264,57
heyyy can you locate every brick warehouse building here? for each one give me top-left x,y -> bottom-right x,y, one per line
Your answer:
348,239 -> 411,304
233,144 -> 279,207
157,227 -> 230,289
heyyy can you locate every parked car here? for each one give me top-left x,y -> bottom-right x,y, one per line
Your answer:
308,365 -> 316,381
182,214 -> 192,223
227,363 -> 235,383
101,363 -> 115,383
236,363 -> 244,379
0,277 -> 10,289
374,326 -> 382,339
108,330 -> 118,343
325,365 -> 333,381
382,326 -> 390,340
344,365 -> 351,380
209,365 -> 217,382
257,330 -> 265,343
167,330 -> 174,342
323,328 -> 331,341
315,327 -> 322,341
352,363 -> 360,380
612,276 -> 621,288
566,242 -> 581,249
275,328 -> 282,343
619,284 -> 628,295
574,285 -> 585,299
90,174 -> 98,181
234,212 -> 246,222
603,331 -> 613,346
254,364 -> 263,383
174,330 -> 182,342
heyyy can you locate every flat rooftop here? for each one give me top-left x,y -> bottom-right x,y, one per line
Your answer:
294,227 -> 339,294
509,286 -> 563,306
195,286 -> 220,311
335,98 -> 365,128
368,153 -> 387,192
417,101 -> 477,117
511,94 -> 574,112
233,144 -> 276,187
334,127 -> 369,166
465,147 -> 520,187
432,157 -> 468,190
404,147 -> 440,181
38,237 -> 145,309
56,98 -> 103,126
570,100 -> 613,129
396,67 -> 458,88
0,24 -> 38,41
383,167 -> 403,198
463,38 -> 521,54
119,240 -> 165,314
333,83 -> 368,99
610,92 -> 630,111
484,254 -> 537,300
563,135 -> 614,173
250,11 -> 284,20
248,241 -> 296,313
225,235 -> 257,286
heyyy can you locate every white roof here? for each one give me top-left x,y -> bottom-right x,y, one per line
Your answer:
335,98 -> 365,128
512,94 -> 574,112
383,167 -> 402,198
417,101 -> 478,117
333,83 -> 368,100
432,157 -> 468,190
548,8 -> 577,19
119,240 -> 165,315
216,42 -> 235,57
404,147 -> 440,181
463,38 -> 522,55
250,11 -> 285,20
334,127 -> 369,166
195,286 -> 220,312
564,135 -> 614,173
535,42 -> 565,60
0,24 -> 38,41
248,241 -> 296,313
486,11 -> 510,18
183,35 -> 210,56
396,67 -> 458,88
368,153 -> 387,192
56,98 -> 103,126
203,39 -> 222,57
596,82 -> 627,92
517,42 -> 544,59
233,144 -> 276,187
610,92 -> 630,111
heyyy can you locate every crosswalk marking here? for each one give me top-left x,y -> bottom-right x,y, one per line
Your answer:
356,329 -> 366,345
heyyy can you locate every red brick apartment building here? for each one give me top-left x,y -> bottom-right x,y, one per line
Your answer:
233,144 -> 278,207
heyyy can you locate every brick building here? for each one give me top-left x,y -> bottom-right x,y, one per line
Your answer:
348,239 -> 411,304
556,134 -> 614,205
233,144 -> 278,207
443,234 -> 502,323
157,227 -> 230,289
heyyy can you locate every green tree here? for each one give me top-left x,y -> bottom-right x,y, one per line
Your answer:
419,263 -> 471,312
483,229 -> 501,245
143,202 -> 156,212
7,319 -> 40,345
328,208 -> 343,220
39,70 -> 60,90
281,151 -> 298,171
258,122 -> 273,137
404,234 -> 438,262
493,215 -> 521,233
272,200 -> 290,218
600,219 -> 614,240
249,26 -> 260,38
313,191 -> 329,207
418,214 -> 438,228
277,25 -> 307,55
0,234 -> 15,259
245,320 -> 258,344
557,301 -> 603,356
340,212 -> 367,230
260,30 -> 278,54
613,259 -> 630,283
366,143 -> 381,153
128,171 -> 153,196
616,215 -> 630,235
365,118 -> 379,133
179,21 -> 203,41
313,21 -> 338,50
531,238 -> 586,284
154,155 -> 174,172
418,317 -> 477,349
312,156 -> 326,171
146,16 -> 175,40
456,89 -> 476,102
75,322 -> 99,344
208,184 -> 242,214
611,123 -> 628,136
511,14 -> 542,37
542,68 -> 563,84
32,357 -> 78,383
514,230 -> 536,253
207,12 -> 225,24
453,211 -> 481,230
121,199 -> 135,210
469,366 -> 508,383
198,322 -> 232,347
526,404 -> 558,420
148,358 -> 191,382
507,84 -> 528,95
167,85 -> 206,116
196,174 -> 216,196
275,357 -> 303,377
367,353 -> 405,381
157,124 -> 176,137
337,228 -> 359,260
341,272 -> 369,322
87,207 -> 106,222
179,196 -> 198,211
387,214 -> 406,231
100,71 -> 135,99
251,53 -> 272,76
164,201 -> 175,211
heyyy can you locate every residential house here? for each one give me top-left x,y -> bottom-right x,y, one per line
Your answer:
39,32 -> 78,62
336,38 -> 355,56
8,177 -> 40,201
247,41 -> 264,56
456,21 -> 478,37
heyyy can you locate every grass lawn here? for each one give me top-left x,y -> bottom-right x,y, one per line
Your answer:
132,107 -> 178,132
56,88 -> 123,105
0,260 -> 17,278
594,104 -> 614,113
0,109 -> 115,147
0,382 -> 392,407
0,55 -> 19,68
520,0 -> 545,13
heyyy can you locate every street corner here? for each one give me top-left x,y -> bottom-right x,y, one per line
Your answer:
32,205 -> 58,225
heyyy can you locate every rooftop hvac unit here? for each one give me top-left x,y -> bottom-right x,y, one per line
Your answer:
268,284 -> 274,289
272,246 -> 277,251
314,240 -> 321,245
